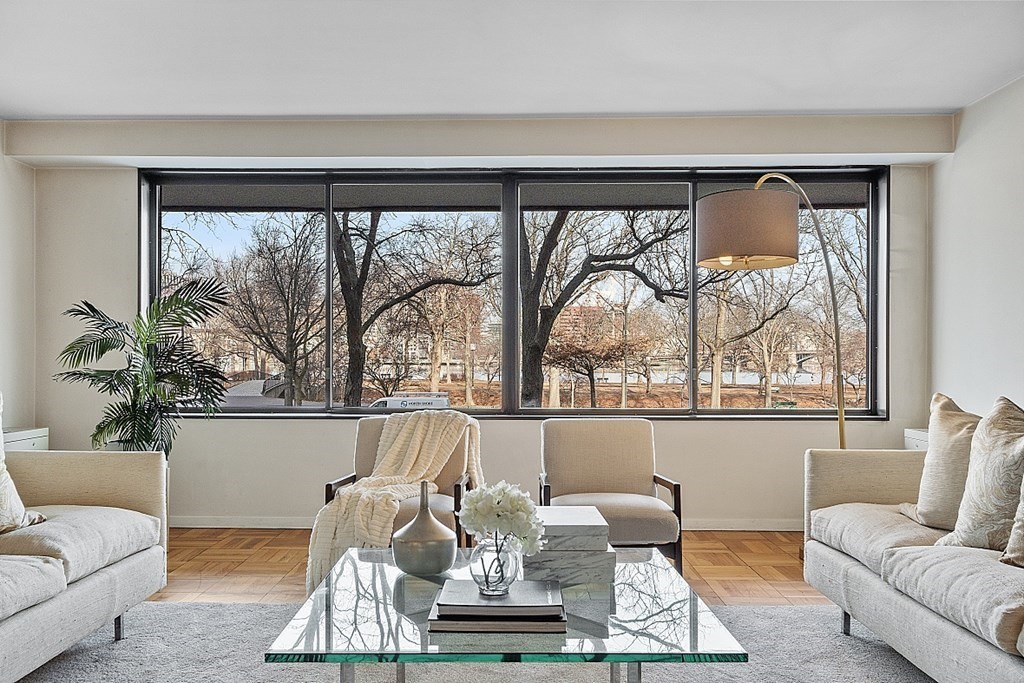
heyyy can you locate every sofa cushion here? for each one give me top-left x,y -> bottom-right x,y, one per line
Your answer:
899,393 -> 980,530
0,505 -> 160,583
0,555 -> 66,620
881,544 -> 1024,655
810,503 -> 946,574
550,493 -> 678,545
937,396 -> 1024,550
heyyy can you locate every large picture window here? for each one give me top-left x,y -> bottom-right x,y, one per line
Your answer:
148,170 -> 883,416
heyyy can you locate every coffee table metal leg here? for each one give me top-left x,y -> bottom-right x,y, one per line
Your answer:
610,662 -> 621,683
396,662 -> 406,683
340,663 -> 354,683
627,662 -> 641,683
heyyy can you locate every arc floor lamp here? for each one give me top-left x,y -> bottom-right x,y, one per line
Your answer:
695,173 -> 847,449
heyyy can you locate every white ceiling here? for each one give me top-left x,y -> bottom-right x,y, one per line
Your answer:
1,1 -> 1022,120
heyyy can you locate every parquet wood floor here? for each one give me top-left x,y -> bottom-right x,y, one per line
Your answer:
152,528 -> 829,606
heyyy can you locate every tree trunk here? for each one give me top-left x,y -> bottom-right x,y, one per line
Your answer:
762,343 -> 774,408
547,366 -> 560,408
710,349 -> 724,409
283,359 -> 296,407
429,330 -> 443,392
464,326 -> 475,407
521,343 -> 546,407
587,368 -> 598,408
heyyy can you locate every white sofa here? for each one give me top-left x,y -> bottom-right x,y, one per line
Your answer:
0,450 -> 167,683
804,448 -> 1024,683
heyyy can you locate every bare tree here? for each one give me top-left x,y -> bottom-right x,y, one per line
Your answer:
737,266 -> 814,407
362,304 -> 420,399
520,209 -> 708,406
332,211 -> 500,406
545,307 -> 624,408
218,212 -> 327,406
697,271 -> 806,409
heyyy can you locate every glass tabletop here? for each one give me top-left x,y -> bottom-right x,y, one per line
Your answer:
266,548 -> 747,664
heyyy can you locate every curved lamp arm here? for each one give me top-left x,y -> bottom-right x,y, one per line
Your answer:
755,173 -> 846,449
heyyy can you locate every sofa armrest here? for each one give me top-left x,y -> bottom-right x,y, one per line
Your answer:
804,448 -> 926,539
5,450 -> 168,549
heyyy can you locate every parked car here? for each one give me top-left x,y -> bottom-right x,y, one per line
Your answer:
367,392 -> 451,409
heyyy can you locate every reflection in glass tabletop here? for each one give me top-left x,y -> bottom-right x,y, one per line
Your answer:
266,548 -> 747,681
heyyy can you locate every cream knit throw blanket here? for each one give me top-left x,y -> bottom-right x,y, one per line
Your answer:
306,410 -> 483,594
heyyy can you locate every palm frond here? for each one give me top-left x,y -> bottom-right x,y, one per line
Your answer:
58,278 -> 229,458
53,368 -> 134,396
148,278 -> 230,334
56,331 -> 130,369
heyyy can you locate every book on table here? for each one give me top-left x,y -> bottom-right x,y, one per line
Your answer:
429,579 -> 567,633
435,579 -> 564,618
426,603 -> 568,634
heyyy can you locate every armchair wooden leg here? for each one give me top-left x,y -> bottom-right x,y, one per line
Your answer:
675,534 -> 684,574
842,611 -> 851,636
114,614 -> 124,641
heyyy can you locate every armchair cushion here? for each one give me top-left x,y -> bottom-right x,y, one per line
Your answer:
810,502 -> 946,574
541,419 -> 656,497
0,504 -> 160,582
550,493 -> 679,545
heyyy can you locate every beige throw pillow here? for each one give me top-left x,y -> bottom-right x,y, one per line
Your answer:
0,394 -> 46,534
936,397 -> 1024,550
899,393 -> 981,530
1001,485 -> 1024,567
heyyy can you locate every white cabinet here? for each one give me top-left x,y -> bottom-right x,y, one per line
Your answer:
904,428 -> 928,450
2,427 -> 49,451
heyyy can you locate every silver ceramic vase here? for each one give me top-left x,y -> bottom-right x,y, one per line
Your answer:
392,481 -> 457,576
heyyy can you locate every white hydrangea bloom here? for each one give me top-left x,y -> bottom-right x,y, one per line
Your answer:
458,480 -> 545,556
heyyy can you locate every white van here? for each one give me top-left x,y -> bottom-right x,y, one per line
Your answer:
367,392 -> 451,410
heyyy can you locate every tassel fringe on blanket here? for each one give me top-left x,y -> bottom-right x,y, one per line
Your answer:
306,410 -> 483,594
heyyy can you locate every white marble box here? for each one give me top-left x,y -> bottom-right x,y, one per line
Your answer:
538,506 -> 609,551
523,544 -> 616,586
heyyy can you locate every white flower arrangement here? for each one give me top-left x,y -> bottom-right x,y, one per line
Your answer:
458,480 -> 545,556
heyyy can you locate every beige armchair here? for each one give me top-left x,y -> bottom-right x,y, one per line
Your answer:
324,416 -> 471,545
540,418 -> 683,572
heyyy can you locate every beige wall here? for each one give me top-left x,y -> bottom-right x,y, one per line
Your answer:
30,164 -> 931,530
33,169 -> 139,445
930,77 -> 1024,414
6,115 -> 953,164
0,122 -> 37,428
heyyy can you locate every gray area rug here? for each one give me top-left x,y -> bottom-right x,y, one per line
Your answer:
22,603 -> 934,682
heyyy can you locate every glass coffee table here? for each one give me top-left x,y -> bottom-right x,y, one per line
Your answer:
266,548 -> 747,682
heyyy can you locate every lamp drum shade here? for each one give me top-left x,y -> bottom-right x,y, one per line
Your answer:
696,189 -> 799,270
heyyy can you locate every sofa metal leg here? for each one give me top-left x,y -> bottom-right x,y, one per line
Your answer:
114,614 -> 124,641
842,610 -> 851,636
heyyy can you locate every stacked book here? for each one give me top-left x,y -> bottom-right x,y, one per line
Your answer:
523,506 -> 615,586
427,579 -> 566,634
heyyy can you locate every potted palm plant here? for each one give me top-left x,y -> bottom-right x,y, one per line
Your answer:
54,278 -> 229,456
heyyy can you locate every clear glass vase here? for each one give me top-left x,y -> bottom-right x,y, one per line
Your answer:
469,536 -> 521,596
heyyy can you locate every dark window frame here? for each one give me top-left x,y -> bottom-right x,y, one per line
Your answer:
142,166 -> 887,420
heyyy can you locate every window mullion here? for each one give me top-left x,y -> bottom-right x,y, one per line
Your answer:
325,180 -> 334,411
501,175 -> 521,414
688,181 -> 699,415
